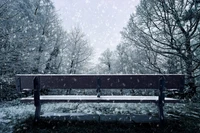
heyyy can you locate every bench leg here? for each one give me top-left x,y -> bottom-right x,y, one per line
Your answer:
157,103 -> 164,126
35,105 -> 41,122
158,104 -> 164,124
33,76 -> 41,122
158,76 -> 165,126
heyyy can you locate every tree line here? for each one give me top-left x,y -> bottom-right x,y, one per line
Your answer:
0,0 -> 199,97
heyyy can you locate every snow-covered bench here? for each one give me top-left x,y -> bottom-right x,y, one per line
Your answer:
16,74 -> 185,124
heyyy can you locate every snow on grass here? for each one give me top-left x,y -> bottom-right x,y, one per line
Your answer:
0,99 -> 194,133
0,100 -> 35,133
41,102 -> 158,115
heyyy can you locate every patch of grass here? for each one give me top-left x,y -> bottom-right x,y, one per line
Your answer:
13,115 -> 200,133
0,83 -> 20,102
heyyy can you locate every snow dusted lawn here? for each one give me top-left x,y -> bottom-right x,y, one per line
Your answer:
0,99 -> 199,133
0,100 -> 34,133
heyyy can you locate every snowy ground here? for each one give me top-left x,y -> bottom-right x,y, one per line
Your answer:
0,99 -> 200,133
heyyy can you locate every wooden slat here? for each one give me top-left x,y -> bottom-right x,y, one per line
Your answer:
19,76 -> 34,90
100,75 -> 159,89
20,95 -> 180,103
16,74 -> 185,90
40,75 -> 97,89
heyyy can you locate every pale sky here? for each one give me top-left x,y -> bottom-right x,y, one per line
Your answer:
52,0 -> 140,63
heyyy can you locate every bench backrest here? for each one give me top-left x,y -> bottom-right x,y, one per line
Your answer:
16,74 -> 185,92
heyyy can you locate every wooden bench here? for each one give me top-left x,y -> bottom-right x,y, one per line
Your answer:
16,74 -> 185,124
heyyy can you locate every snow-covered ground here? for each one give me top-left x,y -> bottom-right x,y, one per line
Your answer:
0,99 -> 199,133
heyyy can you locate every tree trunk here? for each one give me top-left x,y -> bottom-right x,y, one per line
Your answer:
185,37 -> 196,96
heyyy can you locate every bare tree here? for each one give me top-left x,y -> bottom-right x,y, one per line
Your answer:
115,42 -> 159,74
62,27 -> 93,74
44,25 -> 66,74
121,0 -> 200,95
0,0 -> 67,86
99,48 -> 114,74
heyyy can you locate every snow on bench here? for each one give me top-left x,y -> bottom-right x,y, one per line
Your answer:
21,95 -> 180,103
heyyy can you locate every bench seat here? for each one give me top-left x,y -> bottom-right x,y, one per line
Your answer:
21,95 -> 180,103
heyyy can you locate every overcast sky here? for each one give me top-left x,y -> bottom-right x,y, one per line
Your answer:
51,0 -> 140,63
